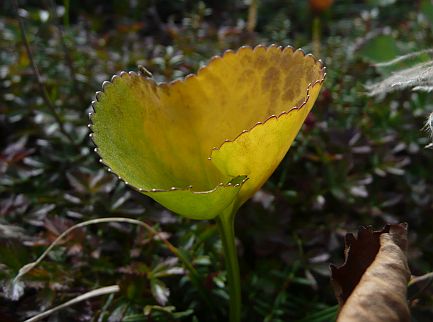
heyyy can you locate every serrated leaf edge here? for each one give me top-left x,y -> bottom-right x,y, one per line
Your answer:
88,44 -> 324,193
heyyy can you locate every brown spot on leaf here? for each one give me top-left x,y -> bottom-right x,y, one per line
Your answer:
305,67 -> 315,84
294,97 -> 305,108
280,55 -> 294,70
261,67 -> 280,91
268,87 -> 280,112
283,74 -> 294,89
283,74 -> 302,97
237,68 -> 255,84
282,89 -> 294,101
255,55 -> 267,68
204,72 -> 223,91
243,54 -> 252,63
268,49 -> 282,64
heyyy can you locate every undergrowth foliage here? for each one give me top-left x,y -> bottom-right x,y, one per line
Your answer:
1,1 -> 433,321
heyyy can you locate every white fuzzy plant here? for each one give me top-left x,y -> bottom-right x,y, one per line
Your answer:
366,49 -> 433,147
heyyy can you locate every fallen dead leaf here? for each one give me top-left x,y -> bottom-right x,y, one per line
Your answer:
331,223 -> 410,322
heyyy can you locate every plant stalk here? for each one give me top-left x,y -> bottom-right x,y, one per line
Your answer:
217,207 -> 241,322
12,0 -> 77,147
48,0 -> 86,108
247,0 -> 258,33
312,15 -> 321,57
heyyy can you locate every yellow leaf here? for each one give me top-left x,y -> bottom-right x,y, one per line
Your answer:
90,45 -> 325,219
211,74 -> 323,205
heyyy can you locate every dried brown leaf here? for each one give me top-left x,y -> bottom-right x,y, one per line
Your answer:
331,223 -> 411,322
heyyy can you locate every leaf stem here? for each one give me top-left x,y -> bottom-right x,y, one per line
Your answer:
247,0 -> 258,32
217,206 -> 241,322
312,15 -> 321,57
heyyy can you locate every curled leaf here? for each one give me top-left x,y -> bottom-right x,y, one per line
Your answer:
331,223 -> 411,322
90,45 -> 325,219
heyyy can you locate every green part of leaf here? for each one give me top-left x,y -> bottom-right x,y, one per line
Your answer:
145,176 -> 246,220
91,71 -> 248,219
358,35 -> 399,63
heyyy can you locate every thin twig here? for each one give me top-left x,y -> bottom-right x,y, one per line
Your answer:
12,0 -> 77,146
46,0 -> 86,107
246,0 -> 258,32
23,285 -> 120,322
408,272 -> 433,306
